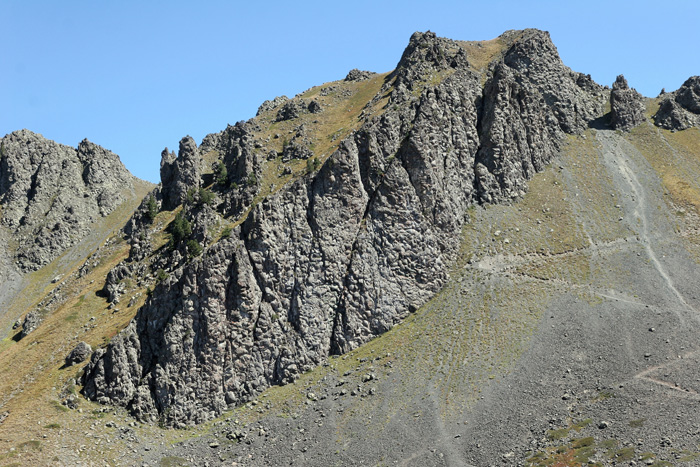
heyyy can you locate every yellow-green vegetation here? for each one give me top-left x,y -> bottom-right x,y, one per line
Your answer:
0,179 -> 153,349
526,434 -> 631,467
201,149 -> 220,175
627,124 -> 700,211
561,131 -> 634,244
0,182 -> 160,465
249,72 -> 392,204
456,36 -> 510,75
626,123 -> 700,261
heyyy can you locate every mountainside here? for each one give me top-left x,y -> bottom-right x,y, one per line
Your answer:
1,28 -> 700,466
0,131 -> 154,341
80,29 -> 612,427
0,130 -> 136,271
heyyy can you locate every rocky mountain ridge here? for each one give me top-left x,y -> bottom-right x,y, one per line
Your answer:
80,29 -> 669,427
0,129 -> 137,271
1,28 -> 700,467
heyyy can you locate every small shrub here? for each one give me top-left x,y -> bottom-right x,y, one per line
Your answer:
306,158 -> 321,173
185,188 -> 195,205
186,239 -> 203,257
247,172 -> 257,186
198,188 -> 215,206
156,269 -> 168,282
215,162 -> 228,186
170,211 -> 191,246
221,226 -> 232,238
145,195 -> 158,222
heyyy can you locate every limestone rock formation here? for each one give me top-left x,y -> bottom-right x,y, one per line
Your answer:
256,95 -> 289,116
0,130 -> 135,270
610,74 -> 646,131
474,30 -> 605,203
160,136 -> 202,211
654,76 -> 700,130
83,29 -> 609,427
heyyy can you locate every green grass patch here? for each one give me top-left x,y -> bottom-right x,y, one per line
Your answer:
572,418 -> 592,431
571,437 -> 594,449
546,427 -> 570,441
159,456 -> 190,467
629,418 -> 645,428
608,446 -> 635,462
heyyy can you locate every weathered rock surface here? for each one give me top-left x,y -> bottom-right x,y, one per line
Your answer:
610,74 -> 646,131
160,136 -> 202,211
83,29 -> 609,426
654,76 -> 700,130
256,95 -> 289,116
0,130 -> 135,270
19,309 -> 43,339
275,99 -> 323,122
474,30 -> 605,203
65,341 -> 92,366
345,69 -> 376,82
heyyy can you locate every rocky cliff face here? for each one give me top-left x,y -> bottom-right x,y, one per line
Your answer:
654,76 -> 700,130
83,29 -> 617,427
0,130 -> 136,271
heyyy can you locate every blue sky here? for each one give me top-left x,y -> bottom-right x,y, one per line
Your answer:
2,0 -> 698,183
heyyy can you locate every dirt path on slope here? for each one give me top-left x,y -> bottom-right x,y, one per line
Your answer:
596,130 -> 696,318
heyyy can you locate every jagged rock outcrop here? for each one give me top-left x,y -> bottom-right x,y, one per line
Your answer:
0,130 -> 135,270
160,136 -> 202,211
654,76 -> 700,130
19,309 -> 42,339
345,69 -> 376,82
610,75 -> 646,131
83,29 -> 609,426
256,95 -> 289,116
275,99 -> 322,122
474,30 -> 605,203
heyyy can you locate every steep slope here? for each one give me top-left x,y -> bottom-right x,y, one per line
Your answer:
0,132 -> 154,466
82,29 -> 609,427
0,130 -> 152,396
136,124 -> 700,467
2,28 -> 699,467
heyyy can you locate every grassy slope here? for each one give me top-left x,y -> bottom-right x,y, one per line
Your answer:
0,180 -> 154,466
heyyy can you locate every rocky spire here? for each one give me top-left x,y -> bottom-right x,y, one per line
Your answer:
610,74 -> 646,131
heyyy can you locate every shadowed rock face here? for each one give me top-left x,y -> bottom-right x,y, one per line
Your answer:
610,74 -> 646,131
654,76 -> 700,130
83,29 -> 616,427
0,130 -> 134,271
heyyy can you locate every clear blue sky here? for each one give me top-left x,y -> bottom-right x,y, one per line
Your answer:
2,0 -> 698,183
